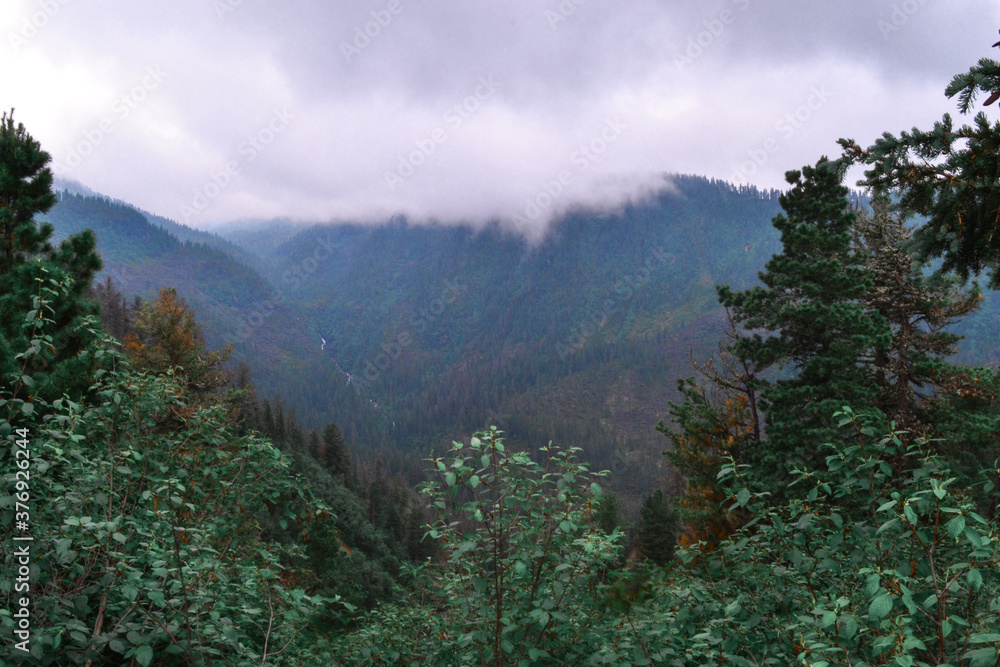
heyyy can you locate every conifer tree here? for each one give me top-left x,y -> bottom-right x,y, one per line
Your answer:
261,398 -> 275,437
274,396 -> 286,440
841,42 -> 1000,287
637,489 -> 677,566
322,422 -> 351,478
717,158 -> 890,489
853,197 -> 983,443
659,377 -> 755,548
308,429 -> 321,460
122,288 -> 232,394
593,491 -> 624,535
0,110 -> 103,402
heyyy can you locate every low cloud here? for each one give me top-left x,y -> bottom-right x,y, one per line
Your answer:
2,0 -> 996,235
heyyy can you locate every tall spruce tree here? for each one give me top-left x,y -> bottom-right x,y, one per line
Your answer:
0,110 -> 103,403
853,197 -> 983,443
322,422 -> 351,479
637,489 -> 677,566
717,158 -> 890,490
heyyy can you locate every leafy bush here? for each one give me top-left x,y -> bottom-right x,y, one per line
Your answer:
632,407 -> 1000,665
0,276 -> 346,665
332,428 -> 623,665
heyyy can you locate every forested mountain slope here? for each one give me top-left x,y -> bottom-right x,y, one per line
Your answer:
43,176 -> 1000,505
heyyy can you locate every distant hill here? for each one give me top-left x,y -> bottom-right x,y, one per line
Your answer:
44,191 -> 328,413
43,177 -> 1000,513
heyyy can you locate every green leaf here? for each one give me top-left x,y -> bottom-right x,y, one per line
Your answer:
21,402 -> 33,416
964,647 -> 1000,667
967,568 -> 984,591
945,515 -> 966,538
840,615 -> 858,639
735,488 -> 751,507
445,472 -> 457,487
965,526 -> 984,547
109,638 -> 127,654
112,532 -> 127,543
468,475 -> 480,488
869,592 -> 893,621
135,645 -> 154,667
481,455 -> 490,469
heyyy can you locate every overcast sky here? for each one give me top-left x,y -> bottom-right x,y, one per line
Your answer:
2,1 -> 998,235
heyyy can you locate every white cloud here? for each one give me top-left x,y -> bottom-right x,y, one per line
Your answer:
1,0 -> 998,234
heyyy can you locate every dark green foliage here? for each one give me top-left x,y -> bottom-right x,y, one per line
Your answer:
718,158 -> 890,490
329,419 -> 1000,665
332,429 -> 622,664
637,490 -> 677,566
0,281 -> 341,665
308,429 -> 321,459
322,422 -> 351,479
261,398 -> 275,438
841,52 -> 1000,287
593,490 -> 624,535
853,198 -> 989,446
0,111 -> 103,403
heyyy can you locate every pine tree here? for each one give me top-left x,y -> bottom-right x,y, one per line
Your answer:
274,396 -> 286,441
0,110 -> 103,402
717,158 -> 890,489
659,377 -> 755,548
637,490 -> 677,566
322,423 -> 351,479
853,197 -> 982,443
658,309 -> 761,547
230,360 -> 258,429
122,288 -> 232,395
841,43 -> 1000,287
261,399 -> 275,437
308,430 -> 321,460
593,491 -> 624,535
